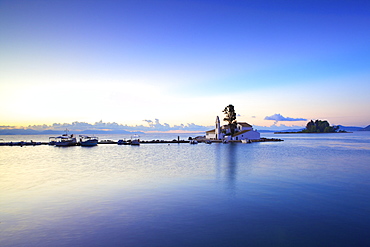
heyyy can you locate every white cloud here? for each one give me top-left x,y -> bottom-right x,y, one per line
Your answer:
264,113 -> 307,122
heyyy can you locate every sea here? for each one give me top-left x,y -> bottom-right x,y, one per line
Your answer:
1,132 -> 370,247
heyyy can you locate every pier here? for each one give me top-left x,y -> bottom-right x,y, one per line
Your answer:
0,141 -> 45,146
0,138 -> 283,146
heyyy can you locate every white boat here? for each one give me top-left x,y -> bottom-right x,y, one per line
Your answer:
54,130 -> 77,146
241,139 -> 252,144
79,135 -> 98,146
130,135 -> 140,145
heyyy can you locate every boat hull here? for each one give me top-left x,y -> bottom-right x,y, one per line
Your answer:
55,140 -> 77,146
130,140 -> 140,145
118,140 -> 130,145
80,140 -> 98,146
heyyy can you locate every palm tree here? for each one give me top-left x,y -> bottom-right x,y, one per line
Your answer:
223,104 -> 237,135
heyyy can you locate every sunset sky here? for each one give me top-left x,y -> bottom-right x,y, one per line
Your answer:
1,0 -> 369,129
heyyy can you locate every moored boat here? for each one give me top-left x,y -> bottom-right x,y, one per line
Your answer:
54,130 -> 77,146
118,139 -> 130,145
79,135 -> 98,146
130,135 -> 140,145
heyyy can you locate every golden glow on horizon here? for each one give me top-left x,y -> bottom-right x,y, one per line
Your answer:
1,77 -> 369,128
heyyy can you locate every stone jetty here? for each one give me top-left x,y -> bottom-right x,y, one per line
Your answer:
0,137 -> 283,146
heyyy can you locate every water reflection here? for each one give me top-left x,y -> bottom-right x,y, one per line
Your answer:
214,143 -> 222,181
213,143 -> 238,191
2,133 -> 370,246
221,143 -> 238,193
225,143 -> 237,183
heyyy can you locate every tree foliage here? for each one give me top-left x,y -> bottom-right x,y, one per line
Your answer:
301,120 -> 339,133
223,104 -> 237,135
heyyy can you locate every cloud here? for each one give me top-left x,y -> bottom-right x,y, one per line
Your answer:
254,124 -> 305,131
264,113 -> 307,124
140,119 -> 210,131
19,119 -> 213,133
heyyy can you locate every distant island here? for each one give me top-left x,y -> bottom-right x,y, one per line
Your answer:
275,120 -> 349,134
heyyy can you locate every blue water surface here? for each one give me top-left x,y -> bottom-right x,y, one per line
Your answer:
1,132 -> 370,246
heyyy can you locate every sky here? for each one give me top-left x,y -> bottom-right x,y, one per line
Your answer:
1,0 -> 369,131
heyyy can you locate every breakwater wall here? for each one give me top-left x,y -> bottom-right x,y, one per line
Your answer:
0,138 -> 283,146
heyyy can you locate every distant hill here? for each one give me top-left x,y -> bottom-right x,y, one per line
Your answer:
337,125 -> 370,131
359,125 -> 370,131
337,125 -> 363,132
272,128 -> 305,133
0,129 -> 40,135
273,123 -> 370,134
271,125 -> 369,133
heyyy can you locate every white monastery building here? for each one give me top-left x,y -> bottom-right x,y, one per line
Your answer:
206,116 -> 261,141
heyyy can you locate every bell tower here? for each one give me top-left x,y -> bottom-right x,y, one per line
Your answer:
215,116 -> 221,140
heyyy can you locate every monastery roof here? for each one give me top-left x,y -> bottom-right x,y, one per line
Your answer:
232,129 -> 251,137
237,122 -> 252,127
206,129 -> 215,133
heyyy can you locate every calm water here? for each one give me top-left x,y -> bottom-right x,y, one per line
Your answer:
1,132 -> 370,247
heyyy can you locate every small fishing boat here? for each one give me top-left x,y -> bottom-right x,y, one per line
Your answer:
241,139 -> 252,143
79,135 -> 98,146
130,135 -> 140,145
118,139 -> 130,145
54,130 -> 77,147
